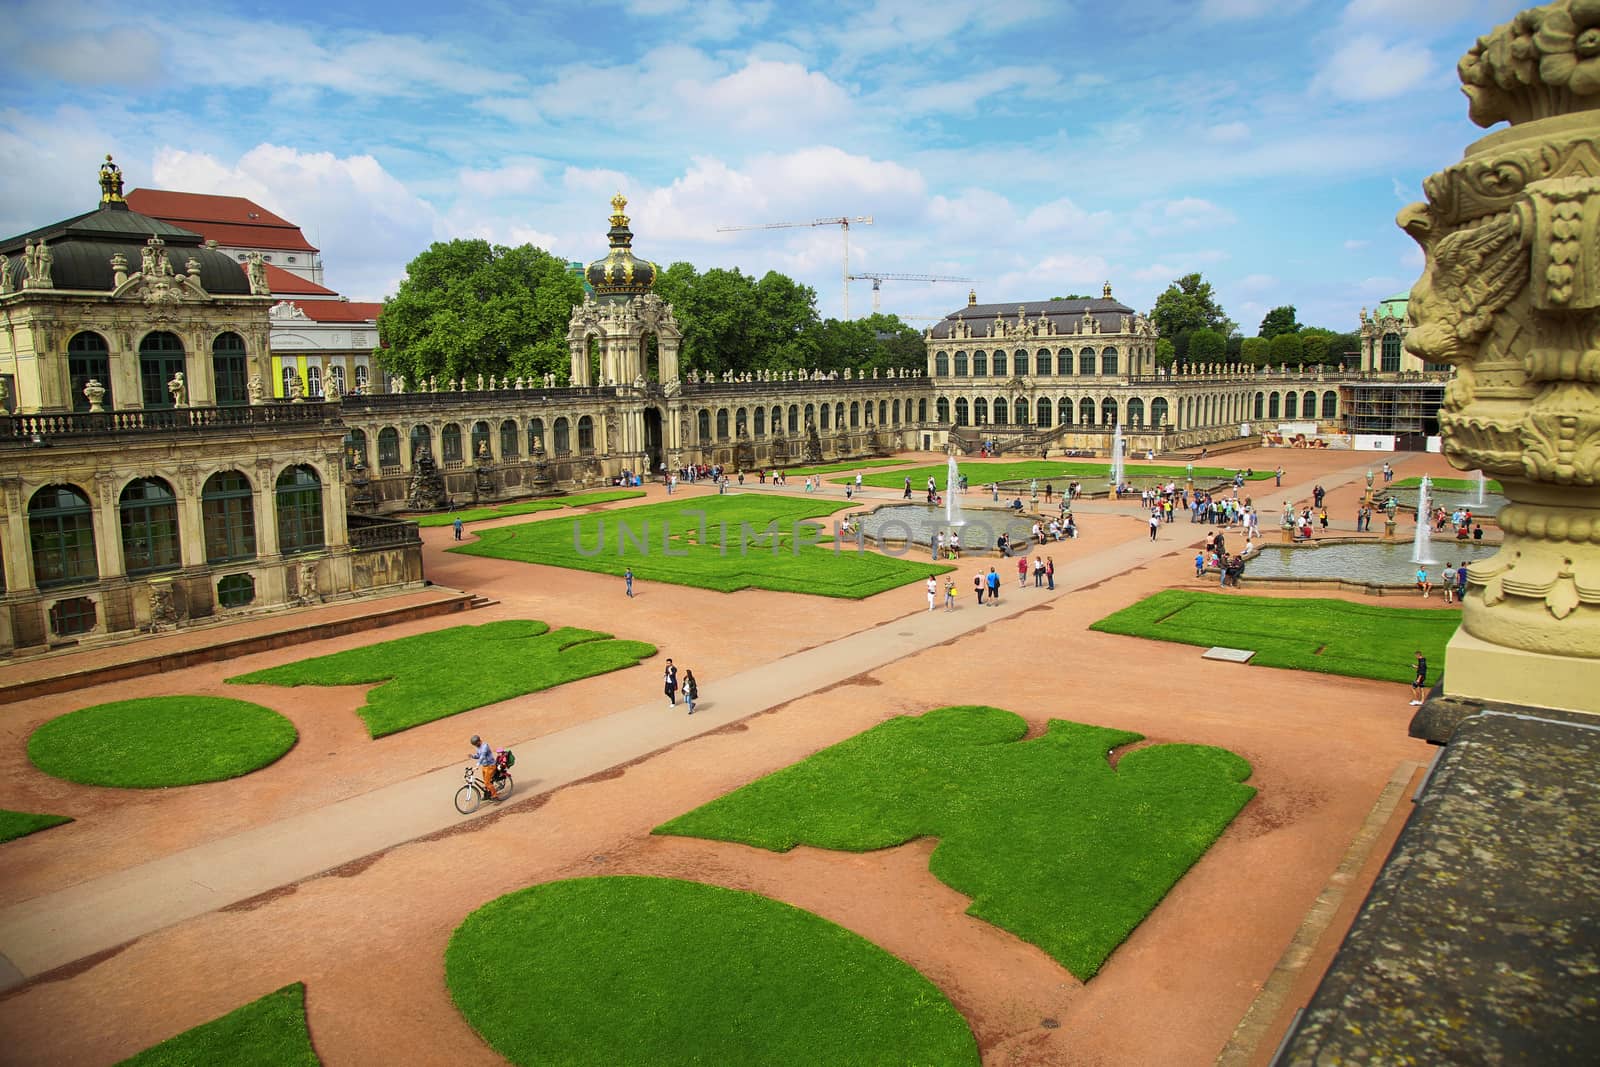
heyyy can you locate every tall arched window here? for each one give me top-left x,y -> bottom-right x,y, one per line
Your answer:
993,350 -> 1007,377
754,407 -> 766,436
771,406 -> 781,434
471,420 -> 491,459
1269,393 -> 1281,418
1101,347 -> 1119,376
850,402 -> 860,428
412,424 -> 433,458
1126,398 -> 1145,428
1303,391 -> 1317,418
716,409 -> 729,440
202,470 -> 256,563
993,397 -> 1008,425
578,415 -> 595,452
789,405 -> 799,433
1080,347 -> 1096,375
937,397 -> 950,422
275,466 -> 324,555
139,331 -> 186,409
1058,349 -> 1073,375
553,417 -> 571,454
1151,397 -> 1169,427
973,397 -> 988,424
893,399 -> 901,425
1080,397 -> 1096,426
1254,392 -> 1265,420
1101,397 -> 1119,426
328,364 -> 345,398
973,350 -> 988,377
820,404 -> 830,430
345,428 -> 368,468
378,427 -> 401,468
1285,392 -> 1298,419
935,351 -> 950,376
305,364 -> 322,398
697,409 -> 711,441
30,484 -> 98,588
442,423 -> 463,462
1037,350 -> 1051,376
1381,333 -> 1403,372
1322,391 -> 1338,418
917,398 -> 927,422
954,351 -> 969,376
354,365 -> 369,393
282,365 -> 299,398
69,332 -> 113,412
878,400 -> 887,425
1036,397 -> 1052,426
954,398 -> 969,426
1059,397 -> 1072,425
528,418 -> 545,454
736,408 -> 748,436
803,404 -> 815,430
120,478 -> 180,575
500,419 -> 520,458
835,402 -> 845,429
1014,396 -> 1028,424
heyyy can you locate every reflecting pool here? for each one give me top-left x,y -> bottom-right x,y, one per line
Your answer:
1245,539 -> 1500,584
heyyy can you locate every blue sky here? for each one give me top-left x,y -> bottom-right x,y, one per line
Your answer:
1,0 -> 1527,332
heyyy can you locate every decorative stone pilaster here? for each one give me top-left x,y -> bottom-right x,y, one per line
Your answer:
1402,0 -> 1600,711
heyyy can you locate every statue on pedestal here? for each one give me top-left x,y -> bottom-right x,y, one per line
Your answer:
167,371 -> 188,407
83,378 -> 106,413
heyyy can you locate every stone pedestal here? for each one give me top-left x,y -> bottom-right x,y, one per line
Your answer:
1383,520 -> 1397,542
1439,628 -> 1600,717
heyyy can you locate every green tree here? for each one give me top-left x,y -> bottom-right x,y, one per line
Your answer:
376,240 -> 581,387
1050,294 -> 1092,301
652,263 -> 821,375
1148,273 -> 1237,357
1298,327 -> 1336,365
1268,331 -> 1306,364
1239,336 -> 1271,365
1258,305 -> 1301,339
1154,338 -> 1177,367
1187,327 -> 1227,364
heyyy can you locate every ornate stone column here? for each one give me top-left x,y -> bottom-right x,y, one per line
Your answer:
1403,0 -> 1600,713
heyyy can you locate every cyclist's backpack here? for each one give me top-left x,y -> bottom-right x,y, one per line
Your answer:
502,749 -> 516,769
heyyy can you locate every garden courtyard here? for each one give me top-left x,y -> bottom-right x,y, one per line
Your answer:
0,445 -> 1465,1065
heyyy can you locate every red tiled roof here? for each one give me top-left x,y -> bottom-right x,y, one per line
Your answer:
257,262 -> 337,296
127,188 -> 319,252
293,300 -> 382,323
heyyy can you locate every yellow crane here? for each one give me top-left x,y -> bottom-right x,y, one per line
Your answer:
847,272 -> 974,315
715,216 -> 873,318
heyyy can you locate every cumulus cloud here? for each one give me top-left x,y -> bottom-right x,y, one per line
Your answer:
1311,35 -> 1435,101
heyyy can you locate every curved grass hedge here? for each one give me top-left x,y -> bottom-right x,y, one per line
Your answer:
29,696 -> 297,788
446,876 -> 978,1065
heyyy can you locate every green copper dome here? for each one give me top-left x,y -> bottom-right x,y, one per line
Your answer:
585,193 -> 657,301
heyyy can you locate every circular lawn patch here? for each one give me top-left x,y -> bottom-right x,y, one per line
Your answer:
445,876 -> 978,1066
28,696 -> 297,788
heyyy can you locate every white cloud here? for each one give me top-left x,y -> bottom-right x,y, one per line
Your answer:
1311,35 -> 1435,101
1343,238 -> 1370,250
1140,197 -> 1238,235
624,0 -> 772,40
1206,121 -> 1251,143
893,66 -> 1061,116
685,60 -> 854,132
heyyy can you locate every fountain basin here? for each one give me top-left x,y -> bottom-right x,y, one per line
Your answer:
1240,538 -> 1499,592
1384,487 -> 1506,518
854,504 -> 1040,549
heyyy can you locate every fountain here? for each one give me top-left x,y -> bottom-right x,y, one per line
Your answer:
1110,423 -> 1125,493
1411,475 -> 1437,565
1476,469 -> 1486,507
945,452 -> 965,528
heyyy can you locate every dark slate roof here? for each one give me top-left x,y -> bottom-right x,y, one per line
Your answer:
928,297 -> 1137,341
0,203 -> 250,295
1279,708 -> 1600,1065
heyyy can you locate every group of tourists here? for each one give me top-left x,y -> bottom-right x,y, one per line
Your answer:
1431,506 -> 1480,540
1194,530 -> 1248,587
1415,562 -> 1469,603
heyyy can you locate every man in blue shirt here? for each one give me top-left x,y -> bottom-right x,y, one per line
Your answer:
471,734 -> 500,800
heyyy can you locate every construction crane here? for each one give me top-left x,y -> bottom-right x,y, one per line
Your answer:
847,272 -> 973,315
716,216 -> 873,318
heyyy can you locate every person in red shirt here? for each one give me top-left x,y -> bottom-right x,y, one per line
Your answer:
1017,555 -> 1028,588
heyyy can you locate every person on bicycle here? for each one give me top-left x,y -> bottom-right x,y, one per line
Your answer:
471,734 -> 499,800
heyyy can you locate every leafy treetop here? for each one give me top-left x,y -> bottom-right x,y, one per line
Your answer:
1148,273 -> 1237,362
1258,305 -> 1301,339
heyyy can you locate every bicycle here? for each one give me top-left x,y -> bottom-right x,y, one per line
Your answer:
454,750 -> 515,814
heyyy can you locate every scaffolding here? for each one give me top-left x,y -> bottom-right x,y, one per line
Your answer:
1342,380 -> 1447,437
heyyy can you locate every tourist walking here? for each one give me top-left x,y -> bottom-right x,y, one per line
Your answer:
1017,555 -> 1028,588
1149,511 -> 1160,541
1442,563 -> 1456,604
1274,465 -> 1284,487
986,567 -> 1000,605
1410,650 -> 1428,705
683,670 -> 699,714
944,577 -> 956,611
1195,550 -> 1206,578
1033,556 -> 1045,587
926,575 -> 937,612
904,476 -> 912,500
974,572 -> 985,606
624,566 -> 634,598
663,659 -> 678,706
453,516 -> 463,541
1045,557 -> 1055,590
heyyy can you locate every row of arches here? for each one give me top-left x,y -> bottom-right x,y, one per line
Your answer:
692,398 -> 930,443
22,467 -> 325,593
934,395 -> 1172,429
348,417 -> 598,470
933,347 -> 1125,378
67,329 -> 253,410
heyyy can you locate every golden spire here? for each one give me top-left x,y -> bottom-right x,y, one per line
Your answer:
99,154 -> 125,204
1103,280 -> 1112,299
609,192 -> 628,226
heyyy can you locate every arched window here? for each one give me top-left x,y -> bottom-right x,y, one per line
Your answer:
937,397 -> 950,423
1269,393 -> 1281,418
442,423 -> 463,462
835,402 -> 845,429
1101,347 -> 1119,376
282,365 -> 299,398
716,409 -> 729,440
878,399 -> 886,425
973,397 -> 988,424
820,403 -> 830,430
378,427 -> 400,468
994,397 -> 1008,425
500,419 -> 519,458
1126,398 -> 1145,428
803,404 -> 815,430
1303,391 -> 1317,418
1078,397 -> 1094,425
771,406 -> 781,434
411,424 -> 433,458
345,428 -> 368,469
850,402 -> 860,429
1058,349 -> 1072,375
893,399 -> 901,425
1285,392 -> 1299,419
328,364 -> 345,398
697,409 -> 711,441
1014,396 -> 1028,424
30,484 -> 98,588
139,331 -> 186,409
1381,333 -> 1402,373
789,405 -> 799,433
1101,397 -> 1119,426
276,466 -> 324,555
578,415 -> 595,452
471,420 -> 491,460
1036,397 -> 1052,426
754,407 -> 766,436
935,351 -> 950,376
973,350 -> 988,377
954,397 -> 969,426
917,398 -> 927,422
1080,347 -> 1096,375
69,332 -> 113,412
527,419 -> 544,453
553,417 -> 571,454
305,364 -> 322,398
732,408 -> 746,437
954,351 -> 969,376
120,478 -> 180,576
1254,392 -> 1265,420
1151,397 -> 1169,427
202,470 -> 256,563
1322,391 -> 1338,418
993,351 -> 1007,377
354,365 -> 369,393
1037,350 -> 1051,376
1059,397 -> 1072,426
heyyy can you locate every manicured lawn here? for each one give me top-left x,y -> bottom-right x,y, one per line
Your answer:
29,697 -> 297,788
843,459 -> 1272,490
229,620 -> 656,738
656,706 -> 1255,980
446,876 -> 978,1065
0,809 -> 72,844
1391,476 -> 1501,492
118,983 -> 319,1066
784,458 -> 914,477
451,495 -> 952,598
1089,590 -> 1459,685
409,489 -> 645,527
